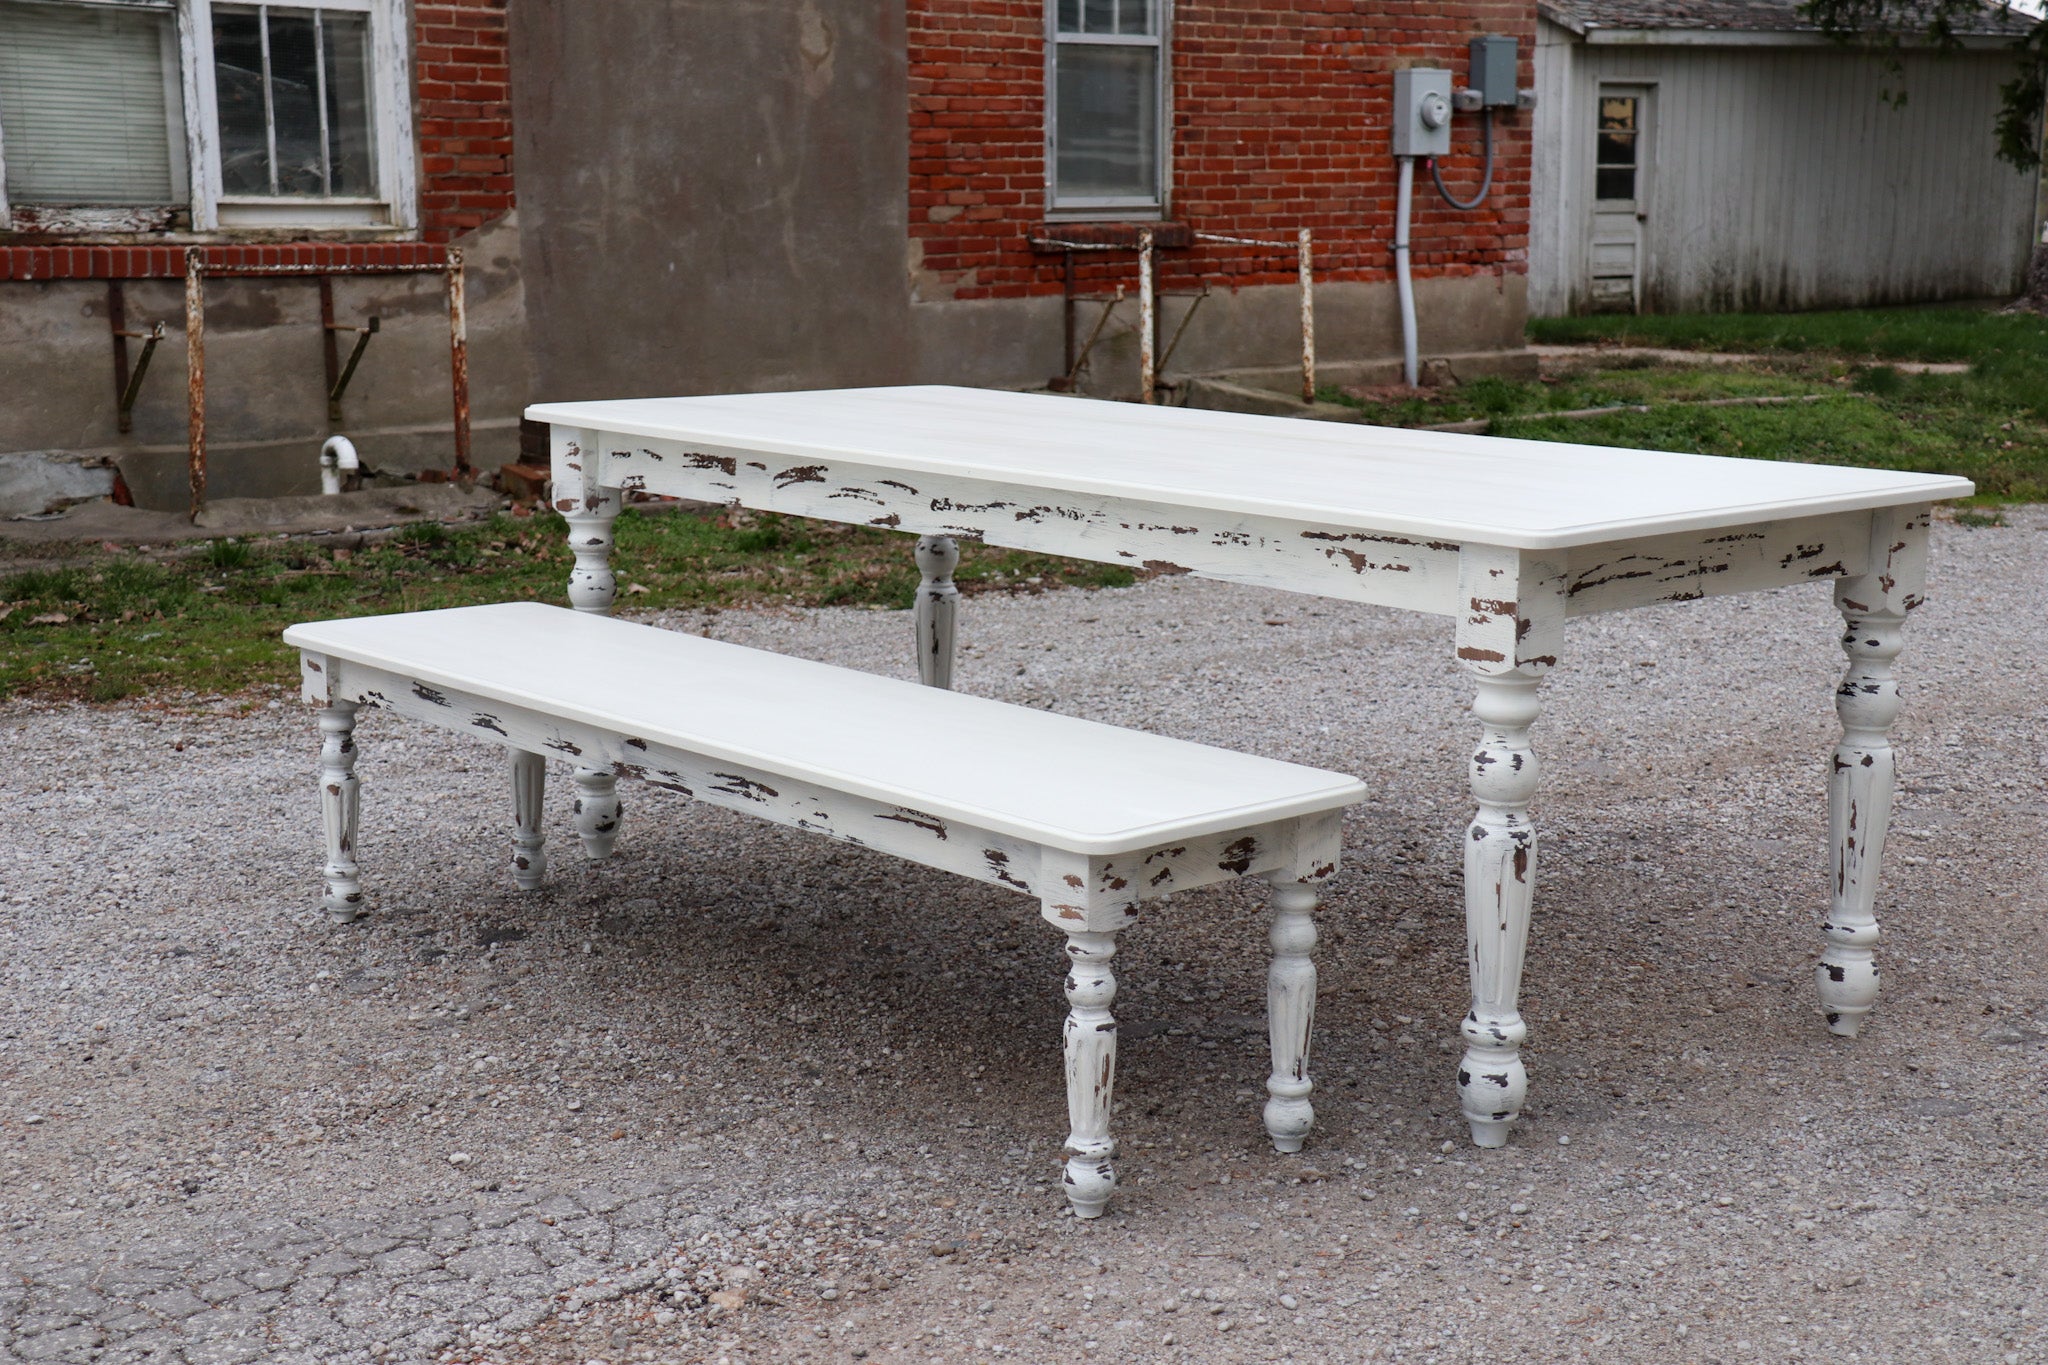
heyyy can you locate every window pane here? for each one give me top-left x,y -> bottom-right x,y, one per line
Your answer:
211,5 -> 376,198
267,8 -> 323,194
1056,44 -> 1158,202
1599,96 -> 1637,133
0,1 -> 180,204
1595,165 -> 1635,201
1058,0 -> 1080,34
1595,131 -> 1635,168
323,11 -> 374,196
1118,0 -> 1156,36
1082,0 -> 1115,34
213,6 -> 271,194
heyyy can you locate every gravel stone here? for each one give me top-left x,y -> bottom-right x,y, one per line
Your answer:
1,510 -> 2043,1362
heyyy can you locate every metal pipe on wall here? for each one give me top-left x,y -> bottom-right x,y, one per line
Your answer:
1298,227 -> 1316,404
1393,156 -> 1418,388
1137,228 -> 1156,405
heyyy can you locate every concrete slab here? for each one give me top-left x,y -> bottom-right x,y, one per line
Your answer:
1,483 -> 502,549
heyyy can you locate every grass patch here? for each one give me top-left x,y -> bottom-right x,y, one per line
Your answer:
1320,306 -> 2048,504
0,507 -> 1135,704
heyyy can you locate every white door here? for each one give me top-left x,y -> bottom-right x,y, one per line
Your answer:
1588,85 -> 1649,312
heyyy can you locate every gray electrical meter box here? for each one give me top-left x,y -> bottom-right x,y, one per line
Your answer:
1470,35 -> 1518,107
1392,68 -> 1452,157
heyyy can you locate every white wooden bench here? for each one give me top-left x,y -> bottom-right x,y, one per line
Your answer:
283,602 -> 1364,1217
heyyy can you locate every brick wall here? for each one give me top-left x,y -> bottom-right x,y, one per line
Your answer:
0,0 -> 512,279
415,0 -> 516,242
906,0 -> 1534,302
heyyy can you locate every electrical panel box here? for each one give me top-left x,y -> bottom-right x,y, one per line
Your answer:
1392,68 -> 1452,157
1470,35 -> 1519,107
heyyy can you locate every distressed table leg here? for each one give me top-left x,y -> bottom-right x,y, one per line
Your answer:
1460,669 -> 1543,1147
914,535 -> 960,689
564,485 -> 624,856
1452,545 -> 1563,1148
573,770 -> 622,861
1060,928 -> 1121,1218
318,701 -> 364,922
1821,506 -> 1929,1037
1264,882 -> 1320,1153
510,750 -> 547,890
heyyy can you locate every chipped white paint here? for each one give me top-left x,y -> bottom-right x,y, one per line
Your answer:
554,424 -> 625,859
1263,882 -> 1319,1153
1061,928 -> 1122,1217
286,602 -> 1360,1216
913,534 -> 959,689
316,693 -> 362,922
1820,506 -> 1929,1036
571,768 -> 621,861
531,385 -> 1971,1143
509,750 -> 546,891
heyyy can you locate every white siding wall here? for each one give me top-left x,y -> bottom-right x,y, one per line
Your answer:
1531,33 -> 2042,315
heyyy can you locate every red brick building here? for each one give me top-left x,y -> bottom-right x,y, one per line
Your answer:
906,0 -> 1533,312
3,3 -> 1542,512
512,1 -> 1538,410
0,0 -> 527,510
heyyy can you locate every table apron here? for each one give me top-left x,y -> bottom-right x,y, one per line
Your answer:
581,437 -> 1466,614
1561,509 -> 1878,617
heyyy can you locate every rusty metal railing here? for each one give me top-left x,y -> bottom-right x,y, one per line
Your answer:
179,246 -> 470,521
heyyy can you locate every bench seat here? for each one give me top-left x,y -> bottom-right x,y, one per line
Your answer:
285,602 -> 1364,1217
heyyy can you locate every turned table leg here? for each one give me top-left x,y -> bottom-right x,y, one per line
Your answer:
1264,882 -> 1319,1153
914,535 -> 960,689
1458,668 -> 1544,1148
510,750 -> 547,890
1821,507 -> 1928,1036
564,484 -> 624,859
1060,928 -> 1121,1218
318,701 -> 364,922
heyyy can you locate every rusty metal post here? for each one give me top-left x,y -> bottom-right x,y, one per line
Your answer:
1138,228 -> 1156,405
319,275 -> 340,424
1299,227 -> 1317,405
184,249 -> 207,521
1062,249 -> 1076,381
446,246 -> 471,480
109,281 -> 132,431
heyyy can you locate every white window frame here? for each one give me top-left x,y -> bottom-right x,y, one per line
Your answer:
1045,0 -> 1171,220
0,0 -> 416,232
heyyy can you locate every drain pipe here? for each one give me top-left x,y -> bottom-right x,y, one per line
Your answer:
1394,155 -> 1418,388
320,435 -> 359,496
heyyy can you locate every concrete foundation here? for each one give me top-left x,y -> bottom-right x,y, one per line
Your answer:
0,214 -> 531,512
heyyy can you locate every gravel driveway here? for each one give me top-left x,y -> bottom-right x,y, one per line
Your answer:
1,509 -> 2042,1365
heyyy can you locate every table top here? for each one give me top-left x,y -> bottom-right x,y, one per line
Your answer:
285,603 -> 1365,855
529,385 -> 1973,550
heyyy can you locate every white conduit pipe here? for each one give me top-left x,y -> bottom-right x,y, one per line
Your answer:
1394,155 -> 1418,388
320,435 -> 359,496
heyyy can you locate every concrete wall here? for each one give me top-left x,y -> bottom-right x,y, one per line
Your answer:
508,0 -> 916,403
1531,31 -> 2043,315
0,214 -> 531,511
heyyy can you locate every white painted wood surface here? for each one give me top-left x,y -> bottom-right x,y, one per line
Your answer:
289,604 -> 1359,1216
538,386 -> 1971,1149
288,604 -> 1364,854
530,387 -> 1970,551
1530,18 -> 2042,314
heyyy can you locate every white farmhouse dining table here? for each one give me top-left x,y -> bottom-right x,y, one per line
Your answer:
528,384 -> 1973,1148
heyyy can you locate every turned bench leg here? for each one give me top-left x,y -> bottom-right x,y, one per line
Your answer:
1264,882 -> 1320,1153
1060,927 -> 1121,1219
510,751 -> 548,890
914,535 -> 960,689
318,701 -> 364,922
565,483 -> 625,860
